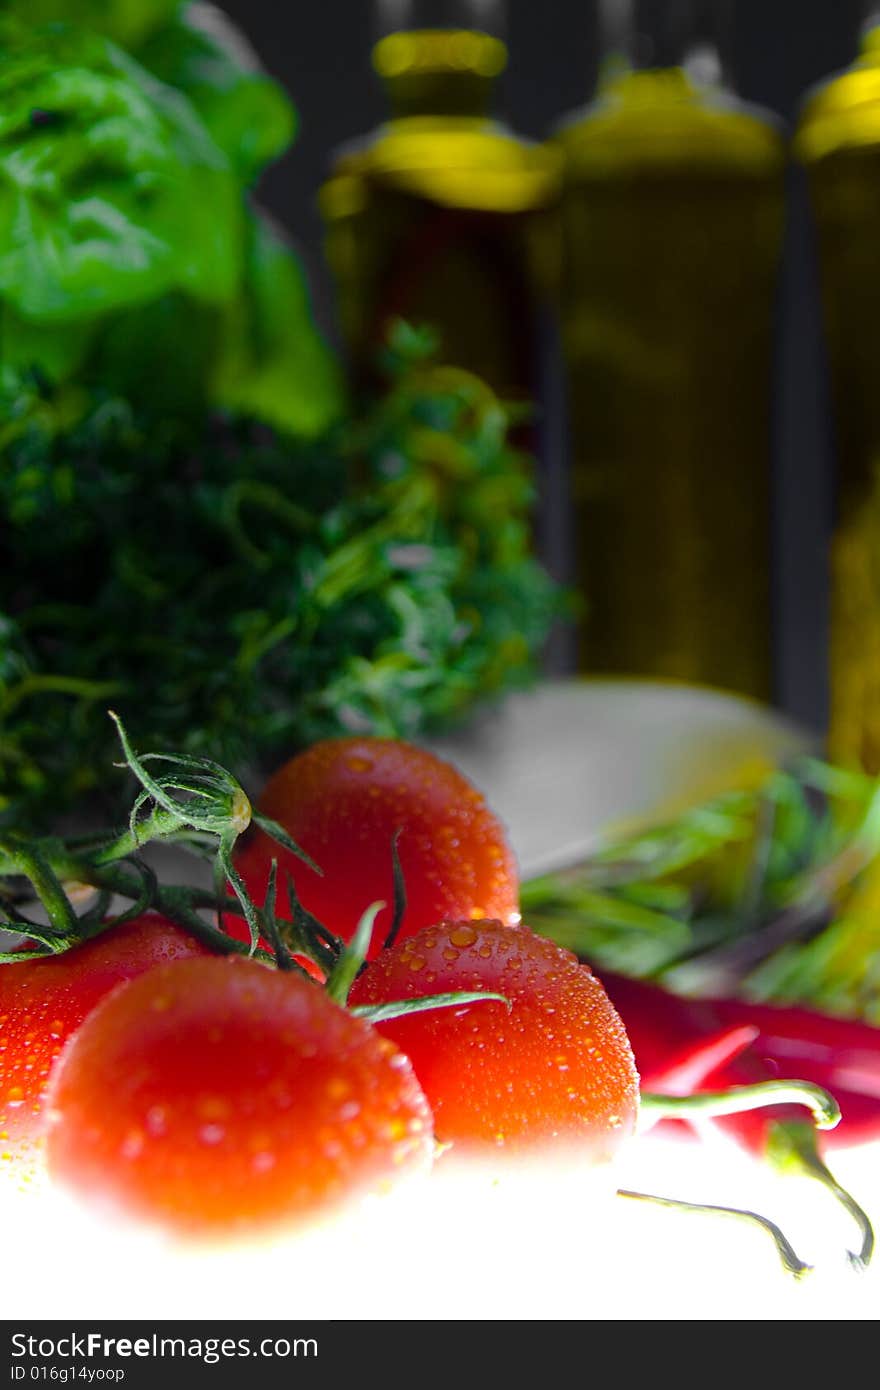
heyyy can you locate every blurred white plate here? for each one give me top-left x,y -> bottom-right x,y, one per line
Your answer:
425,678 -> 814,878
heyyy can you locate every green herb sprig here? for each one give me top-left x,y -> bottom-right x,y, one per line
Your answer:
1,331 -> 560,827
521,757 -> 880,1023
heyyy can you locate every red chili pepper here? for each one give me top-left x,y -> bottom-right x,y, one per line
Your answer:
599,970 -> 880,1151
597,970 -> 752,1093
597,969 -> 879,1269
703,996 -> 880,1153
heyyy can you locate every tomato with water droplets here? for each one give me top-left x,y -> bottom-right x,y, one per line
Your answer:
46,956 -> 434,1237
350,920 -> 640,1166
234,737 -> 520,957
0,914 -> 208,1167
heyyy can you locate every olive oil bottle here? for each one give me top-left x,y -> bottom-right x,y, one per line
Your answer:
555,0 -> 785,698
320,0 -> 559,412
797,9 -> 880,771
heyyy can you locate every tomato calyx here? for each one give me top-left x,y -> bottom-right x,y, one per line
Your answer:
0,715 -> 316,965
250,825 -> 511,1028
284,891 -> 511,1025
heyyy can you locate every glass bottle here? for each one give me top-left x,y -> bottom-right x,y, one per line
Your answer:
319,0 -> 560,413
554,0 -> 786,698
796,6 -> 880,771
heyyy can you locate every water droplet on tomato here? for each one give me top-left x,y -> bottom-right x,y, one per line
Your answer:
449,925 -> 478,948
120,1129 -> 144,1160
382,1117 -> 408,1142
145,1106 -> 168,1137
197,1096 -> 231,1122
346,755 -> 374,774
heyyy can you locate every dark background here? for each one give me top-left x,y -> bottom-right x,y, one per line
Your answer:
220,0 -> 869,734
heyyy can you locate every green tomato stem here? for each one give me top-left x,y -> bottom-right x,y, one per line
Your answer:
3,846 -> 268,962
89,806 -> 194,865
0,837 -> 78,942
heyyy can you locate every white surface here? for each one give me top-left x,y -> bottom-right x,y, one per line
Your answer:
4,1129 -> 878,1321
426,679 -> 812,877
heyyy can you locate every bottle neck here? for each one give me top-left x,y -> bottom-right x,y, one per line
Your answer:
597,0 -> 731,92
373,28 -> 506,118
862,9 -> 880,54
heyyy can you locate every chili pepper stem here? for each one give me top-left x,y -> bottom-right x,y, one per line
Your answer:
640,1080 -> 841,1133
639,1082 -> 874,1273
765,1120 -> 875,1273
616,1188 -> 812,1279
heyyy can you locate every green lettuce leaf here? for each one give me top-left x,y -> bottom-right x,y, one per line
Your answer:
136,2 -> 296,182
0,19 -> 242,331
0,304 -> 95,382
0,1 -> 182,50
212,210 -> 345,438
81,292 -> 224,415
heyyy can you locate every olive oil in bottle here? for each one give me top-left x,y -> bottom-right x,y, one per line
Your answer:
797,9 -> 880,771
319,0 -> 559,411
555,0 -> 785,697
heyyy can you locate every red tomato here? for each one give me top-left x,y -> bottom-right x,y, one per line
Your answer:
349,920 -> 639,1167
46,956 -> 434,1237
233,737 -> 520,958
0,914 -> 208,1162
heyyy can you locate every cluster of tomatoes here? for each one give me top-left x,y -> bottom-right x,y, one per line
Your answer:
0,738 -> 639,1239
